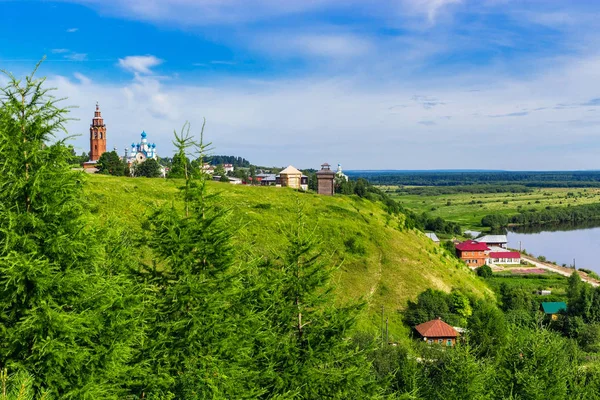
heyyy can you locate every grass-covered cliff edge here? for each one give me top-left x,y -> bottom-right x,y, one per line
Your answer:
85,174 -> 491,339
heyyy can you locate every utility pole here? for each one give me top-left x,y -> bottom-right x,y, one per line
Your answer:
381,305 -> 385,346
573,258 -> 576,270
519,241 -> 522,252
385,317 -> 389,345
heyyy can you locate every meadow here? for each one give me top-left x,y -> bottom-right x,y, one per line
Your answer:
382,186 -> 600,229
84,174 -> 491,339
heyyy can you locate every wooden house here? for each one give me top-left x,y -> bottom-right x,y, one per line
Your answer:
414,318 -> 459,346
540,302 -> 567,320
455,240 -> 490,267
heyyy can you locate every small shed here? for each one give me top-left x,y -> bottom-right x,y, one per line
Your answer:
540,302 -> 567,320
424,232 -> 440,243
316,163 -> 336,195
414,318 -> 459,346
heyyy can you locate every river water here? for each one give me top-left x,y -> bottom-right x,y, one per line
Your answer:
506,221 -> 600,273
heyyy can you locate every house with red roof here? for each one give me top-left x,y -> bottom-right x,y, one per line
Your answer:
487,251 -> 521,265
414,318 -> 459,346
455,240 -> 490,267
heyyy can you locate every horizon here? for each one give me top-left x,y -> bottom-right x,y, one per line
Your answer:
2,1 -> 600,170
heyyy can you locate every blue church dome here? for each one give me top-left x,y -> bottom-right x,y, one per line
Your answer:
141,131 -> 147,139
131,142 -> 135,147
152,143 -> 156,148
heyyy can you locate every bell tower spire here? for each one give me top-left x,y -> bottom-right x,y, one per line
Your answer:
89,102 -> 107,161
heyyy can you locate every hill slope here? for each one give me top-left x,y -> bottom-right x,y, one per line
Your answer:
84,174 -> 491,339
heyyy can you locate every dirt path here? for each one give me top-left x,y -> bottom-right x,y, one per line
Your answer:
521,255 -> 600,287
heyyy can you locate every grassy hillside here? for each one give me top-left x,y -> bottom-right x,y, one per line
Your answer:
84,174 -> 491,340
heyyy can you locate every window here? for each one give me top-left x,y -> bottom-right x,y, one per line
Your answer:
438,339 -> 443,344
447,339 -> 452,346
428,339 -> 433,344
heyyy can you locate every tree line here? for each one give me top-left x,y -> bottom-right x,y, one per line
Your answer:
349,171 -> 600,187
481,202 -> 600,228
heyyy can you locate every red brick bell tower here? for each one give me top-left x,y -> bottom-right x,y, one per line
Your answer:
89,102 -> 107,161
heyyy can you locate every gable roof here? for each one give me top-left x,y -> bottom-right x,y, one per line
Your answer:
541,302 -> 567,314
415,318 -> 459,338
279,165 -> 302,175
455,240 -> 490,251
478,235 -> 508,244
425,232 -> 439,242
489,251 -> 521,259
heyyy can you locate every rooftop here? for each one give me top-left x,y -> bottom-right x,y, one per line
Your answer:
415,318 -> 459,338
455,240 -> 490,251
425,232 -> 439,242
489,251 -> 521,259
478,235 -> 508,244
279,165 -> 302,175
541,302 -> 567,314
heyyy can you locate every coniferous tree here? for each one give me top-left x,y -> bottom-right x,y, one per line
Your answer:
0,65 -> 142,398
140,122 -> 261,398
254,206 -> 378,398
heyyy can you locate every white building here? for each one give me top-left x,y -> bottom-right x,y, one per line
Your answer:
336,163 -> 348,182
125,131 -> 158,164
223,163 -> 234,173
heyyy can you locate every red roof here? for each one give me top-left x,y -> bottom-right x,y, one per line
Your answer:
489,251 -> 520,259
415,318 -> 459,338
455,240 -> 490,251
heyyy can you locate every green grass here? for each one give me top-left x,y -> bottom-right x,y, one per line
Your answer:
382,186 -> 600,229
485,271 -> 569,300
84,174 -> 492,340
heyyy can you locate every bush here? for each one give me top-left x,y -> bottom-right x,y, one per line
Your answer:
477,265 -> 493,278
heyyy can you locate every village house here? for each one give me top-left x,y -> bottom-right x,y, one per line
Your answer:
455,240 -> 490,267
414,318 -> 459,346
487,251 -> 521,265
277,166 -> 308,190
540,302 -> 567,320
477,235 -> 508,248
223,163 -> 234,173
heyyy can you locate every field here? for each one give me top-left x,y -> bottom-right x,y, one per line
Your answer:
83,174 -> 492,340
382,186 -> 600,229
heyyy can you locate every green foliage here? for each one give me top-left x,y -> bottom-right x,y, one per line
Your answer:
477,264 -> 493,278
0,64 -> 141,398
208,155 -> 250,167
404,289 -> 471,327
135,158 -> 162,177
419,344 -> 491,400
467,300 -> 508,357
97,150 -> 127,176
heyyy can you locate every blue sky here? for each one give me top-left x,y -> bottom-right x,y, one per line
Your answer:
2,0 -> 600,170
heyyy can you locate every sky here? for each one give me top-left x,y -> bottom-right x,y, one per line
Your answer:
2,0 -> 600,170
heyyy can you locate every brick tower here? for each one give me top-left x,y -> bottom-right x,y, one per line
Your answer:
89,102 -> 106,161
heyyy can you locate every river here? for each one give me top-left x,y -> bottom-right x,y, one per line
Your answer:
506,221 -> 600,274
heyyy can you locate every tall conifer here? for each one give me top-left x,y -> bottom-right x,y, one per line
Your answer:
0,65 -> 142,398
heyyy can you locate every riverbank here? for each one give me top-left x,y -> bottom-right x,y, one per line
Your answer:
519,255 -> 600,287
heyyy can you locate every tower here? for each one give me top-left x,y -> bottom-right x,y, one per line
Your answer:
89,102 -> 107,161
316,163 -> 335,195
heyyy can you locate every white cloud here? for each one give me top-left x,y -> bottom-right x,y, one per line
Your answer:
42,52 -> 600,170
66,28 -> 79,33
65,53 -> 88,61
401,0 -> 463,24
118,55 -> 163,74
51,48 -> 70,54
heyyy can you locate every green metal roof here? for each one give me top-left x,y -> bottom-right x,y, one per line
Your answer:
541,302 -> 567,314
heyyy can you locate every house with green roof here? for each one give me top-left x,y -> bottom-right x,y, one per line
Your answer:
540,302 -> 567,320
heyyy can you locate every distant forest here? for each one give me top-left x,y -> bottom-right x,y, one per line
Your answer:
209,155 -> 250,167
347,171 -> 600,187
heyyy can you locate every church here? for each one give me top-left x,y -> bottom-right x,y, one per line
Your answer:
82,104 -> 160,173
125,131 -> 158,165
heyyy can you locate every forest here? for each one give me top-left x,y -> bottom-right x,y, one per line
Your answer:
348,170 -> 600,187
3,69 -> 600,399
